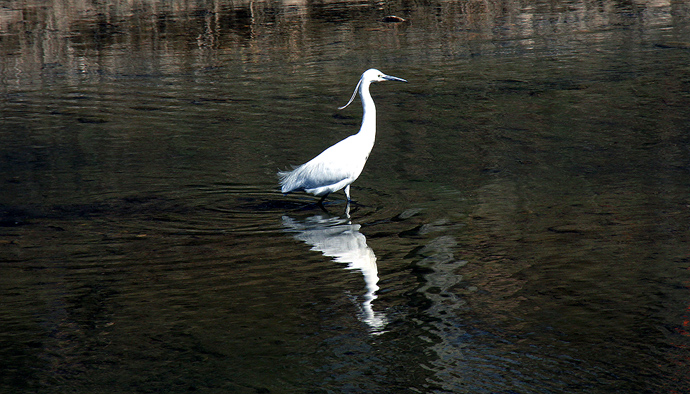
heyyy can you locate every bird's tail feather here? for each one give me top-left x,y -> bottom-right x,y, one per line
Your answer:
278,166 -> 303,193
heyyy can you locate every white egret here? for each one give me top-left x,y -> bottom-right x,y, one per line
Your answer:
278,68 -> 407,205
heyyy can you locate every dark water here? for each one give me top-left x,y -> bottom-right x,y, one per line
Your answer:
2,0 -> 690,392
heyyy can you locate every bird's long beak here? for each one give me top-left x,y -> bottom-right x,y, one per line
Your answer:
382,75 -> 407,82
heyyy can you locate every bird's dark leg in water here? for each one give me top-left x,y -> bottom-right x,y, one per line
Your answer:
318,194 -> 329,212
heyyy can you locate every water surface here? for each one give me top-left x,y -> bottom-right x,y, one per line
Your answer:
1,0 -> 690,392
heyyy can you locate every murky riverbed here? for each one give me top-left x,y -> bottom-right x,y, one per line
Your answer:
1,0 -> 690,392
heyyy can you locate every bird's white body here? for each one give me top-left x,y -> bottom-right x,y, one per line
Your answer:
279,69 -> 406,203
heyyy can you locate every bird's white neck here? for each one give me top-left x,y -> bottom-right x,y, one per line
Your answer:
357,80 -> 376,139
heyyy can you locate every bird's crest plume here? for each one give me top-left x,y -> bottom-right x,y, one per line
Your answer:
338,77 -> 362,110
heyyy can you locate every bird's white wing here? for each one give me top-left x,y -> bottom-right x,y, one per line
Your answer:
280,135 -> 365,194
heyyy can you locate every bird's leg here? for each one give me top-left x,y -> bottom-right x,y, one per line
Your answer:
344,185 -> 352,203
317,194 -> 330,213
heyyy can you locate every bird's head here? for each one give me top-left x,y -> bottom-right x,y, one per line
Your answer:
363,68 -> 408,83
338,69 -> 407,110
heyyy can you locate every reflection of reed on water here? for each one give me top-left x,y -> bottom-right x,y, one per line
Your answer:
2,0 -> 680,90
282,214 -> 386,332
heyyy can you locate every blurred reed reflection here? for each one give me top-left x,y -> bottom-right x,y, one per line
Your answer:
282,213 -> 387,332
2,0 -> 687,90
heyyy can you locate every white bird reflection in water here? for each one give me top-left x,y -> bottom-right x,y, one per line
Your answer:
282,214 -> 387,332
